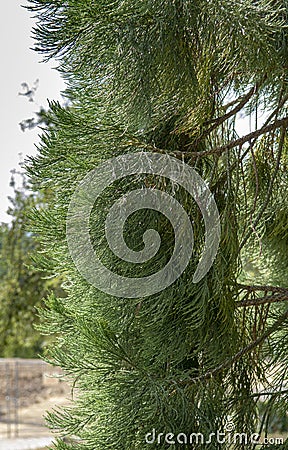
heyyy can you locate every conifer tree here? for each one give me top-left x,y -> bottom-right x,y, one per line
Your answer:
26,1 -> 288,449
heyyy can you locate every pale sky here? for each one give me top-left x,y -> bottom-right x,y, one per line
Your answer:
0,1 -> 65,223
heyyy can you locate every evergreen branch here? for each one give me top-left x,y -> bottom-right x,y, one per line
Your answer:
239,126 -> 286,250
236,293 -> 288,307
202,78 -> 265,135
250,389 -> 288,398
206,117 -> 288,157
258,90 -> 288,132
186,310 -> 288,384
237,284 -> 288,294
177,117 -> 288,158
214,91 -> 288,196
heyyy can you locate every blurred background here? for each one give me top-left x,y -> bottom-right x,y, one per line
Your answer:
0,1 -> 65,222
0,3 -> 69,448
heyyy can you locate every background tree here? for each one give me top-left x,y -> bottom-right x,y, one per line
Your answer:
0,172 -> 64,358
26,1 -> 288,449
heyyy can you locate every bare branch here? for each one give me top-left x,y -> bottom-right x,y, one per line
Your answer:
237,283 -> 288,294
186,117 -> 288,158
236,293 -> 288,308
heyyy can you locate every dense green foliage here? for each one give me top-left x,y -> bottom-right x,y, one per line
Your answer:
26,1 -> 288,449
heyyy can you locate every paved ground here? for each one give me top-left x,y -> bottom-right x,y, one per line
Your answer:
0,394 -> 70,440
0,359 -> 72,449
0,436 -> 53,449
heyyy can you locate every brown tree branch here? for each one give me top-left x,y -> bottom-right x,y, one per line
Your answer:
236,293 -> 288,308
237,283 -> 288,294
184,310 -> 288,384
185,117 -> 288,158
203,79 -> 265,135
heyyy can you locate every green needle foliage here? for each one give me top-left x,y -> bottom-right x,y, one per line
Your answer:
26,1 -> 288,449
